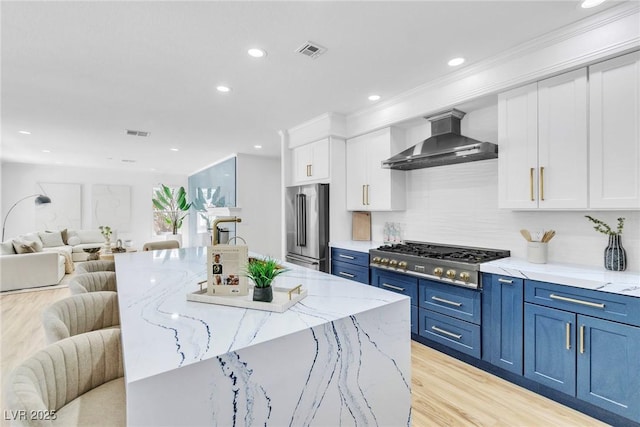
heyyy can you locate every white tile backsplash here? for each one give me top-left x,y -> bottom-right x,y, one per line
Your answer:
372,159 -> 639,271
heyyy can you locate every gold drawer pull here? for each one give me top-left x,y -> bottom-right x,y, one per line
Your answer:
498,278 -> 513,284
338,271 -> 355,278
540,166 -> 545,201
530,167 -> 535,201
431,296 -> 462,307
288,285 -> 302,301
338,254 -> 355,260
566,322 -> 571,350
432,326 -> 462,340
550,294 -> 605,309
362,185 -> 366,205
382,283 -> 405,292
580,325 -> 585,354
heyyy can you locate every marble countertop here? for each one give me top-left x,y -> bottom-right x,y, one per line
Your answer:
115,247 -> 408,384
329,240 -> 384,252
481,258 -> 640,298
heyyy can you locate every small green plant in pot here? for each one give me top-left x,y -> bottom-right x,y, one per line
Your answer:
246,258 -> 287,302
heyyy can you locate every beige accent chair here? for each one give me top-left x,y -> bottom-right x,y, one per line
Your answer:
5,328 -> 125,426
42,291 -> 120,344
69,271 -> 117,295
142,240 -> 180,251
75,259 -> 116,274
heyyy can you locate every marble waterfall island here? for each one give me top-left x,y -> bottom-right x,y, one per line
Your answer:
115,247 -> 411,426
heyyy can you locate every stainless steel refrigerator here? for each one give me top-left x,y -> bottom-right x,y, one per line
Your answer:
285,183 -> 330,272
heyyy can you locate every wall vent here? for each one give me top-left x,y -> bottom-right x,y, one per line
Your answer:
296,41 -> 326,59
125,129 -> 150,137
121,159 -> 137,163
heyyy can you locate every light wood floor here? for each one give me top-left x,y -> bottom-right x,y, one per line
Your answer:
0,284 -> 608,426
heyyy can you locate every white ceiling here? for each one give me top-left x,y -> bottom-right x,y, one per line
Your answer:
0,1 -> 622,175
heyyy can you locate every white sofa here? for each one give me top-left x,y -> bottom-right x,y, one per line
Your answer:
0,229 -> 106,292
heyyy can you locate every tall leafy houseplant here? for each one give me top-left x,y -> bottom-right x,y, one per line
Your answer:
152,185 -> 192,235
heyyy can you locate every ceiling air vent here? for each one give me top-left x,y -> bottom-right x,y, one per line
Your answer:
125,129 -> 150,137
296,41 -> 326,59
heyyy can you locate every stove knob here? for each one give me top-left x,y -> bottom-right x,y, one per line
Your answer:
398,261 -> 408,270
380,258 -> 390,265
446,269 -> 456,280
433,267 -> 443,277
389,259 -> 398,268
459,272 -> 470,283
372,256 -> 381,264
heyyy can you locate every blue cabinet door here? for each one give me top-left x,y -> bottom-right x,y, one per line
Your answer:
524,303 -> 576,395
577,315 -> 640,422
371,269 -> 418,305
331,260 -> 369,285
482,274 -> 524,375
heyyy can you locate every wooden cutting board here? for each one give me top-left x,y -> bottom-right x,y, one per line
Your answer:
352,211 -> 371,241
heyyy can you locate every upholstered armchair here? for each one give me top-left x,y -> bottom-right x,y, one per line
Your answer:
42,291 -> 120,344
75,259 -> 116,274
68,271 -> 117,294
4,328 -> 125,426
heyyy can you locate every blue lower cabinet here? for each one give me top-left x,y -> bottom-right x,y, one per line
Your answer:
524,303 -> 576,395
419,279 -> 480,324
481,274 -> 524,375
411,305 -> 418,335
330,260 -> 369,284
371,269 -> 418,303
577,314 -> 640,422
419,308 -> 481,358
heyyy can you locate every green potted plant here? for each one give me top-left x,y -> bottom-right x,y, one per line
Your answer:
585,215 -> 627,271
246,258 -> 287,302
152,184 -> 192,235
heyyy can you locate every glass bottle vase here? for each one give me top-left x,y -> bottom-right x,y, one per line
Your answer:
604,234 -> 626,271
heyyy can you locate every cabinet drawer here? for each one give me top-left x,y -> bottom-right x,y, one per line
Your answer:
525,280 -> 640,326
419,280 -> 481,325
331,260 -> 369,285
371,269 -> 418,305
330,247 -> 369,267
419,309 -> 481,358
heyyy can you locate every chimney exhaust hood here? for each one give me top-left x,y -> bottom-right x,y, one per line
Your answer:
381,109 -> 498,170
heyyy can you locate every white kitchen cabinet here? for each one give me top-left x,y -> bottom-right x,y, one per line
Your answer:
292,138 -> 330,184
499,68 -> 588,209
346,127 -> 405,211
589,51 -> 640,209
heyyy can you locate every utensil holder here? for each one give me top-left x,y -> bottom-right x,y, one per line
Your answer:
527,242 -> 548,264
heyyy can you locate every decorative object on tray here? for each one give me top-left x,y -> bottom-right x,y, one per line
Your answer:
205,244 -> 249,296
111,239 -> 126,253
83,247 -> 101,261
187,284 -> 307,313
585,216 -> 627,271
99,225 -> 112,253
246,257 -> 288,302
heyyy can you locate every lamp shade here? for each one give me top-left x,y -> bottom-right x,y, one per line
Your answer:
35,195 -> 52,205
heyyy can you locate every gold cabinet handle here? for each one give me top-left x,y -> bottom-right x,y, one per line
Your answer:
432,325 -> 462,340
431,296 -> 463,307
366,184 -> 370,205
566,322 -> 571,350
498,278 -> 513,284
550,294 -> 605,309
580,325 -> 585,354
540,166 -> 545,201
530,167 -> 535,201
362,185 -> 366,205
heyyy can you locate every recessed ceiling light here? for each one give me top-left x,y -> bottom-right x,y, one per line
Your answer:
368,95 -> 381,101
42,149 -> 51,153
170,148 -> 179,152
248,48 -> 266,58
448,57 -> 465,67
18,130 -> 31,135
216,85 -> 231,93
254,145 -> 262,149
581,0 -> 606,8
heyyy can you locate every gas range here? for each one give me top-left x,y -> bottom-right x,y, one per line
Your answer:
369,241 -> 510,290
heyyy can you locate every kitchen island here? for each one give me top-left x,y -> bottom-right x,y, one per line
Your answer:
115,247 -> 411,426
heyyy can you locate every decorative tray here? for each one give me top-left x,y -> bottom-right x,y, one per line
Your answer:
187,285 -> 307,313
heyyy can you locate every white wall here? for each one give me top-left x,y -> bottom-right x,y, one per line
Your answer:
236,154 -> 281,257
371,108 -> 640,269
1,162 -> 188,246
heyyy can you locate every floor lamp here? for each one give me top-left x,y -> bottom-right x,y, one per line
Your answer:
2,194 -> 52,241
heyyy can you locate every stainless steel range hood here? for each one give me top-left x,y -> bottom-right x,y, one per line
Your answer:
382,109 -> 498,170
